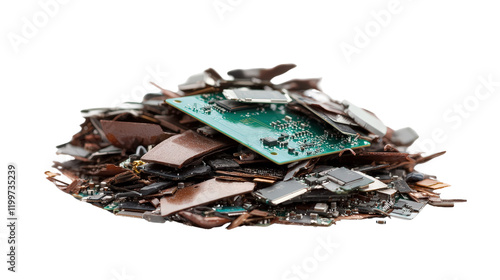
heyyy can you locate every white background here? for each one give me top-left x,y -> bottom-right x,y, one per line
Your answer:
1,1 -> 499,280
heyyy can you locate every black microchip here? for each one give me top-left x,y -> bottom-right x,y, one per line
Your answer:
393,179 -> 413,193
393,199 -> 425,212
118,202 -> 156,212
215,99 -> 257,112
140,181 -> 174,196
208,158 -> 240,170
304,176 -> 317,186
316,176 -> 329,184
86,193 -> 105,203
262,137 -> 278,146
140,163 -> 211,181
327,167 -> 363,183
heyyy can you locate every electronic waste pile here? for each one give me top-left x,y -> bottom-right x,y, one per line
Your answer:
46,64 -> 465,229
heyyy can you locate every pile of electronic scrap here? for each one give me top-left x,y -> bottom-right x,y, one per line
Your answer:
46,64 -> 465,229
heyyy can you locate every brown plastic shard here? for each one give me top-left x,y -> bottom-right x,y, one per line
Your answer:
70,118 -> 101,148
149,82 -> 181,98
65,179 -> 86,194
226,213 -> 251,230
160,179 -> 255,216
414,151 -> 446,165
336,151 -> 411,165
105,170 -> 140,185
249,209 -> 270,217
44,171 -> 69,189
141,130 -> 233,168
278,78 -> 322,91
178,211 -> 231,229
428,198 -> 455,207
428,197 -> 466,207
154,115 -> 189,133
214,176 -> 250,182
100,120 -> 171,150
178,68 -> 223,93
84,164 -> 128,177
284,158 -> 319,181
227,63 -> 296,81
144,186 -> 178,198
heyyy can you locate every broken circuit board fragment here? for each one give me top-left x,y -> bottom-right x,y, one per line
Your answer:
165,93 -> 370,165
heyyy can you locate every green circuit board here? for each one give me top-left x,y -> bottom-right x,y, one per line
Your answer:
166,93 -> 370,165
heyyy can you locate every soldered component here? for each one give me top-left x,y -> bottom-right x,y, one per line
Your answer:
323,167 -> 373,191
223,89 -> 292,104
255,179 -> 310,205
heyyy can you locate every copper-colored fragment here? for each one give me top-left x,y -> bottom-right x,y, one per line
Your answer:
439,198 -> 467,203
383,144 -> 399,152
70,118 -> 98,148
414,151 -> 446,165
249,209 -> 270,217
253,178 -> 276,184
178,211 -> 231,229
416,179 -> 450,189
150,198 -> 160,208
161,186 -> 178,195
105,170 -> 140,185
284,158 -> 318,181
233,158 -> 269,165
45,171 -> 70,188
139,114 -> 161,124
428,201 -> 455,207
408,192 -> 430,202
227,63 -> 296,81
85,164 -> 128,177
416,179 -> 438,187
84,142 -> 101,152
214,176 -> 250,182
145,186 -> 178,198
279,78 -> 322,91
142,130 -> 232,168
411,186 -> 440,197
226,213 -> 251,230
179,114 -> 198,124
160,179 -> 255,216
334,214 -> 381,221
215,170 -> 280,180
65,179 -> 86,194
154,115 -> 189,133
182,86 -> 219,96
150,82 -> 181,98
45,171 -> 61,178
387,151 -> 446,172
100,120 -> 170,150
